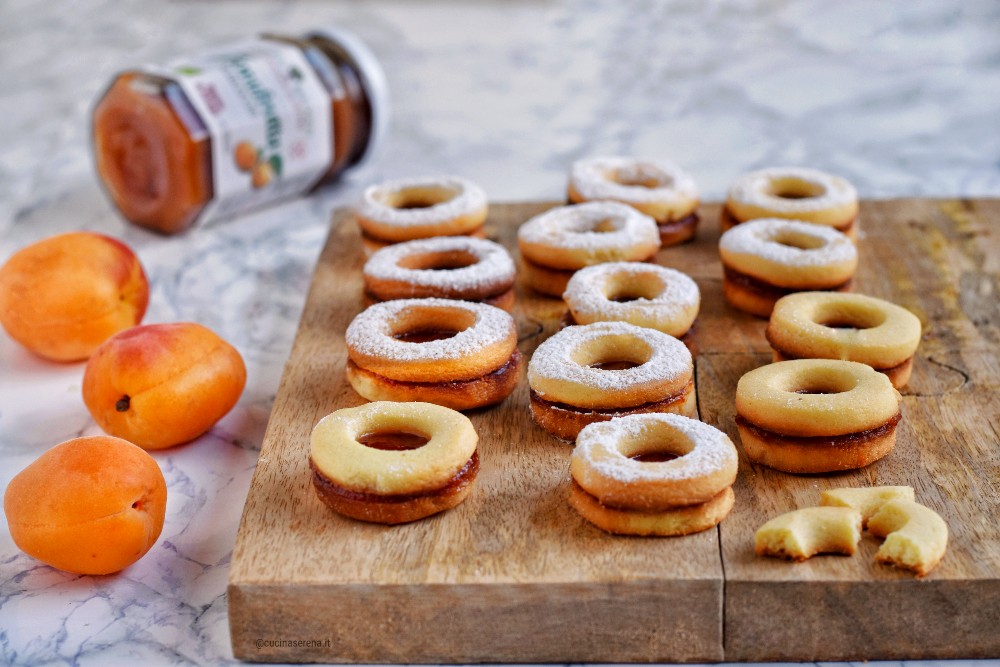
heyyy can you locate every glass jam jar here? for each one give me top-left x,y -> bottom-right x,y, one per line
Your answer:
92,28 -> 388,234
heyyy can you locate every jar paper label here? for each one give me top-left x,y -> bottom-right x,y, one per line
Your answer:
149,39 -> 333,224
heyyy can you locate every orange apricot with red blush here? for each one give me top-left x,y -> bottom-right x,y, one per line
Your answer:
82,322 -> 247,450
3,436 -> 167,575
0,231 -> 149,361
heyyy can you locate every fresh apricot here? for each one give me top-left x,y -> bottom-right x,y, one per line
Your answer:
234,141 -> 258,171
82,322 -> 247,449
0,232 -> 149,362
3,436 -> 167,575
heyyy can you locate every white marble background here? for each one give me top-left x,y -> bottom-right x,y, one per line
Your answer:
0,0 -> 998,665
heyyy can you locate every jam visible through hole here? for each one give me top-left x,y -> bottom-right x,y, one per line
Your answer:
612,166 -> 672,190
579,337 -> 653,372
820,320 -> 869,330
396,201 -> 438,209
570,218 -> 622,234
614,175 -> 669,189
814,308 -> 886,331
386,185 -> 458,211
768,177 -> 826,200
357,430 -> 430,451
398,249 -> 479,272
772,230 -> 826,251
589,360 -> 642,371
794,383 -> 850,395
607,278 -> 663,303
427,257 -> 477,270
393,329 -> 460,344
630,451 -> 680,463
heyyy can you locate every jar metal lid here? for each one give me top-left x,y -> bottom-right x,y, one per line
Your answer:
308,27 -> 390,169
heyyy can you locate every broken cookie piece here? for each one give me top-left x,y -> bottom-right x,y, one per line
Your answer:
868,499 -> 948,577
819,485 -> 915,527
755,506 -> 862,561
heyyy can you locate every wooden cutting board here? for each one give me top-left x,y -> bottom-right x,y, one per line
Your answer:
228,198 -> 1000,663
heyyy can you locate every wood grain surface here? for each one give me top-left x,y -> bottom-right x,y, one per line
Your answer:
228,199 -> 1000,663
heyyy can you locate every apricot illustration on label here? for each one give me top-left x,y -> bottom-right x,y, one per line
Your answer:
234,141 -> 259,172
252,162 -> 274,188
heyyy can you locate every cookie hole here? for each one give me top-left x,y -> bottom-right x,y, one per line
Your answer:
398,250 -> 479,271
768,177 -> 826,200
357,430 -> 430,451
391,306 -> 475,343
590,360 -> 643,371
393,329 -> 461,343
605,274 -> 665,303
820,319 -> 873,330
813,303 -> 888,330
573,334 -> 653,372
395,201 -> 437,209
782,366 -> 859,395
794,386 -> 843,394
772,230 -> 826,250
619,422 -> 695,460
382,184 -> 459,210
792,378 -> 854,395
610,295 -> 647,304
630,451 -> 680,463
611,165 -> 672,189
591,218 -> 622,233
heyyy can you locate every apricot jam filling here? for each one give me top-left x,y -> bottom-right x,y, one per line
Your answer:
528,378 -> 693,415
735,412 -> 902,447
657,212 -> 699,230
310,452 -> 479,504
392,329 -> 461,344
356,430 -> 430,451
723,266 -> 852,297
348,349 -> 522,388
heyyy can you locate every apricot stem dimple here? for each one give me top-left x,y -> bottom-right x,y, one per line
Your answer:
116,395 -> 131,412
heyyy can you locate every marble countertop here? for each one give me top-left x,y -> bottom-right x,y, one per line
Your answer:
1,1 -> 997,665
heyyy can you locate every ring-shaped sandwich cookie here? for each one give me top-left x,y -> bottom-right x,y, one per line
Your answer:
355,176 -> 488,255
767,292 -> 922,388
518,201 -> 660,297
528,321 -> 695,441
735,359 -> 901,473
568,156 -> 700,246
363,236 -> 516,311
723,167 -> 858,239
345,298 -> 521,410
569,413 -> 738,536
719,218 -> 857,318
563,262 -> 700,338
310,401 -> 479,524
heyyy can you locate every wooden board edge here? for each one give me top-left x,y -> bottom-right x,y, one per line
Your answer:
229,579 -> 724,663
724,578 -> 1000,660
